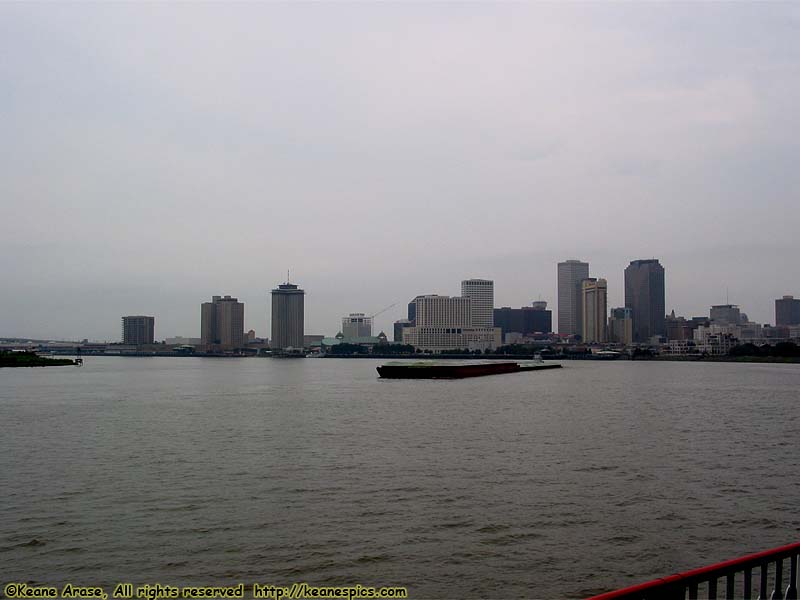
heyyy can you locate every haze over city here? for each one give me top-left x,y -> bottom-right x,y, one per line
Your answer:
2,3 -> 799,341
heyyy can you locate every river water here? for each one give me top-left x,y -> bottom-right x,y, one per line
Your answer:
1,358 -> 798,599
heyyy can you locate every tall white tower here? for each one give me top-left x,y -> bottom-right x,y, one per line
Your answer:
461,279 -> 494,328
581,278 -> 608,343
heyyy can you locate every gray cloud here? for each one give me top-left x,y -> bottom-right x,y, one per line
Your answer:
2,3 -> 798,340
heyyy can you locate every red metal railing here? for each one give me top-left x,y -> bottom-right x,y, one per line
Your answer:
587,542 -> 800,600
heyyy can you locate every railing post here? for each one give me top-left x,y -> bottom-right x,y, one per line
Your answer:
651,582 -> 684,600
584,543 -> 800,600
760,562 -> 770,600
773,558 -> 784,600
786,553 -> 798,600
745,568 -> 753,600
688,581 -> 699,600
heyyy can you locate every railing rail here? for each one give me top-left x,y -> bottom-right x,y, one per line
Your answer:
587,542 -> 800,600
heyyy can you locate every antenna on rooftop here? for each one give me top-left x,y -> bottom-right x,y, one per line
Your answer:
287,269 -> 290,284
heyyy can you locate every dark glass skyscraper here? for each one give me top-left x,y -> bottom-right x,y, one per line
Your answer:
271,283 -> 305,350
775,295 -> 800,326
493,306 -> 552,337
624,259 -> 665,343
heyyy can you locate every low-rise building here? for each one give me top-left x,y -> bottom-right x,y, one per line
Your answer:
165,336 -> 201,345
342,313 -> 373,338
663,339 -> 700,356
320,332 -> 388,352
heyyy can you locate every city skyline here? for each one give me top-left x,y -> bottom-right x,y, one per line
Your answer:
2,259 -> 798,342
2,3 -> 798,340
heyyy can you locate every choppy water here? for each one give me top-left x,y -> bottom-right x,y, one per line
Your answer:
1,358 -> 799,599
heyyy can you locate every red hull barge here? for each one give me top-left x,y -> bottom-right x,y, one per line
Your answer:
376,361 -> 561,379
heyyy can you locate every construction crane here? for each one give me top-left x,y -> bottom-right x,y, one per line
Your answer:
366,303 -> 398,337
369,303 -> 397,320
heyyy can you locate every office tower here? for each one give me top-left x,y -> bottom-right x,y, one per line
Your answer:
526,302 -> 553,334
461,279 -> 494,327
581,278 -> 608,343
558,260 -> 589,336
493,307 -> 524,338
402,294 -> 501,352
710,304 -> 741,325
200,295 -> 244,347
271,282 -> 305,349
775,295 -> 800,326
493,303 -> 553,338
624,259 -> 665,343
608,307 -> 633,345
342,313 -> 373,338
121,316 -> 155,345
415,295 -> 471,328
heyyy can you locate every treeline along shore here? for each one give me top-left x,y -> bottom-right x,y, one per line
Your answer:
0,351 -> 77,367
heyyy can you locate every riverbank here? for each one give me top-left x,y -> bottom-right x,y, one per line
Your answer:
0,351 -> 77,367
652,355 -> 800,364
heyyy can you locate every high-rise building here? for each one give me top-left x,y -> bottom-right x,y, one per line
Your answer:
775,295 -> 800,326
200,295 -> 244,348
415,295 -> 471,328
342,313 -> 373,338
121,316 -> 155,345
624,259 -> 665,343
526,302 -> 552,334
608,307 -> 633,345
493,303 -> 553,339
582,278 -> 608,343
402,294 -> 501,352
407,294 -> 437,325
558,260 -> 589,336
461,279 -> 494,327
710,304 -> 741,325
393,319 -> 413,342
271,282 -> 305,349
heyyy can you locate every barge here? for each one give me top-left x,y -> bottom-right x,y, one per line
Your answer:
376,360 -> 562,379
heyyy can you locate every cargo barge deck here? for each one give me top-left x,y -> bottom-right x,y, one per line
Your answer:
376,361 -> 562,379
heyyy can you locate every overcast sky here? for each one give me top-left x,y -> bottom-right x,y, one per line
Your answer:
2,2 -> 799,341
